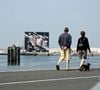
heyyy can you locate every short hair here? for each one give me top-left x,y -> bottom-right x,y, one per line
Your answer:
80,31 -> 85,37
64,27 -> 69,32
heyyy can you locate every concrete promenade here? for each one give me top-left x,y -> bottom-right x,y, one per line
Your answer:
0,69 -> 100,90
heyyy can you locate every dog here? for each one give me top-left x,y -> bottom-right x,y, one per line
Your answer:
79,63 -> 91,71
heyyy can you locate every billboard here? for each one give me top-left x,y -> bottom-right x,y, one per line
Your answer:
25,32 -> 49,52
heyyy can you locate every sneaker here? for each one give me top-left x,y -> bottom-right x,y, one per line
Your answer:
56,65 -> 60,70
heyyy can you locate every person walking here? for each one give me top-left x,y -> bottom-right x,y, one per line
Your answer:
56,27 -> 72,70
76,31 -> 91,70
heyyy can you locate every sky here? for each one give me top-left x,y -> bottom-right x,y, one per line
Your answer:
0,0 -> 100,49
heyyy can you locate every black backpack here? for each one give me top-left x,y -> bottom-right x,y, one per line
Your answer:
78,37 -> 86,48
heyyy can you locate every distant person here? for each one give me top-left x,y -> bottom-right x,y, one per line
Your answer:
76,31 -> 91,70
56,27 -> 72,70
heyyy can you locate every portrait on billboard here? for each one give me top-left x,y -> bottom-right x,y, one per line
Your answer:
25,32 -> 49,52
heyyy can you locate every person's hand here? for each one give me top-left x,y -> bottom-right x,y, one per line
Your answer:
63,46 -> 67,50
89,50 -> 91,53
61,46 -> 67,50
76,50 -> 78,53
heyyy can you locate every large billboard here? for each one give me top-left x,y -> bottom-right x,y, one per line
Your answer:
25,32 -> 49,52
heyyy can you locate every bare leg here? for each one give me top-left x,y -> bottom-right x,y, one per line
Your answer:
80,59 -> 85,67
57,59 -> 62,65
66,49 -> 70,70
66,60 -> 70,70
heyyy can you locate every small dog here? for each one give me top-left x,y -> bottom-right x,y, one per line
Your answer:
79,63 -> 91,71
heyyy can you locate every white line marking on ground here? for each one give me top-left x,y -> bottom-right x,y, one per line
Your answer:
0,76 -> 100,86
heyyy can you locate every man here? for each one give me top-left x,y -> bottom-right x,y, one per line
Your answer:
76,31 -> 91,70
56,27 -> 72,70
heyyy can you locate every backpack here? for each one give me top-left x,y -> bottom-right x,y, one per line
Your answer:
78,37 -> 86,48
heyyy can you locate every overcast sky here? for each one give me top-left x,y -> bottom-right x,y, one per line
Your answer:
0,0 -> 100,48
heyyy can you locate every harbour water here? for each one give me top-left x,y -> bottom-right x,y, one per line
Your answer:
0,55 -> 100,72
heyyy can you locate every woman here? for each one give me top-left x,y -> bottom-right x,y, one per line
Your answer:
77,31 -> 91,69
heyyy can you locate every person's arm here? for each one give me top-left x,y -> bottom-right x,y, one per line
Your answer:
67,34 -> 72,48
86,38 -> 91,53
58,35 -> 62,49
76,38 -> 80,52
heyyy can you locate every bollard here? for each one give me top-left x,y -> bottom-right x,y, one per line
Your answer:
8,45 -> 20,65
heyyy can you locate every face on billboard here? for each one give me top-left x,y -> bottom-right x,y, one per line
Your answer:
25,32 -> 49,52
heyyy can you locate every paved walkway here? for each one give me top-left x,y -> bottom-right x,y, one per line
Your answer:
0,69 -> 100,90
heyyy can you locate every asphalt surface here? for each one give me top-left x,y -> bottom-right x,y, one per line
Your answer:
0,69 -> 100,90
